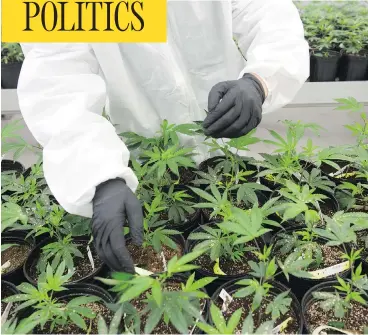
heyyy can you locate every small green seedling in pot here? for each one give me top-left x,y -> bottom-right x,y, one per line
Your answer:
140,192 -> 181,253
1,43 -> 24,64
336,182 -> 368,212
3,261 -> 100,333
97,249 -> 215,334
29,203 -> 84,273
1,163 -> 49,208
196,304 -> 274,335
200,129 -> 260,184
192,208 -> 311,333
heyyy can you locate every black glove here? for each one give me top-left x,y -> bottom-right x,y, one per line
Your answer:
203,73 -> 266,138
92,178 -> 143,273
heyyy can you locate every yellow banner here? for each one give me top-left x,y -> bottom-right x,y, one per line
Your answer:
2,0 -> 167,42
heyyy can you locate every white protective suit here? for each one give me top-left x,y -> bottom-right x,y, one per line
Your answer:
18,0 -> 309,218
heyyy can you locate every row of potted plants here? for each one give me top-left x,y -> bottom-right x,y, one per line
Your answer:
1,97 -> 367,334
297,2 -> 368,82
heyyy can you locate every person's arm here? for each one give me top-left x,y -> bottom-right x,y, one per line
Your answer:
18,43 -> 138,217
232,0 -> 310,112
18,43 -> 143,272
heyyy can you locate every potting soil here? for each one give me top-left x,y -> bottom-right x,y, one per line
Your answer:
127,241 -> 183,273
128,281 -> 205,334
29,242 -> 102,282
33,301 -> 113,334
306,301 -> 368,334
1,244 -> 31,274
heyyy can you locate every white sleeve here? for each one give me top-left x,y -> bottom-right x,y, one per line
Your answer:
18,43 -> 138,218
232,0 -> 310,113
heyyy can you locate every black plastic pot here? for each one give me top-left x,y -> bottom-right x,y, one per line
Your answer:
1,62 -> 22,89
1,160 -> 25,175
209,277 -> 303,334
310,52 -> 340,82
17,283 -> 115,334
186,223 -> 265,295
1,230 -> 35,285
271,227 -> 350,301
1,280 -> 19,317
338,54 -> 368,81
302,280 -> 368,334
24,236 -> 105,285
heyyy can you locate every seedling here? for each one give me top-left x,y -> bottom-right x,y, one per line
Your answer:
312,263 -> 368,319
3,262 -> 100,333
97,249 -> 216,334
1,43 -> 24,64
196,304 -> 274,335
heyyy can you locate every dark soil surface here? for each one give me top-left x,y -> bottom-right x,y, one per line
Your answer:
214,294 -> 300,334
130,281 -> 204,334
193,253 -> 255,276
1,244 -> 31,274
306,301 -> 368,334
127,242 -> 183,273
33,301 -> 113,334
176,167 -> 197,185
192,241 -> 258,276
319,201 -> 336,217
356,230 -> 368,263
29,241 -> 102,282
309,245 -> 344,270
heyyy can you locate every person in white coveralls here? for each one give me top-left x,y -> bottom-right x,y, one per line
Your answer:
18,0 -> 309,272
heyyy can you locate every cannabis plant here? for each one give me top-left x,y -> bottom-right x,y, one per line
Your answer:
337,182 -> 368,212
127,121 -> 200,228
3,262 -> 101,333
1,318 -> 39,335
120,120 -> 202,154
1,119 -> 39,160
312,264 -> 368,319
196,304 -> 274,335
140,193 -> 181,254
30,203 -> 84,273
1,163 -> 49,207
97,307 -> 124,335
97,249 -> 215,334
192,208 -> 310,329
1,43 -> 24,64
188,205 -> 281,275
200,130 -> 260,186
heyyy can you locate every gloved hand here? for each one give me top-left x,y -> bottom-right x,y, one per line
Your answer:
92,178 -> 143,273
203,73 -> 266,138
